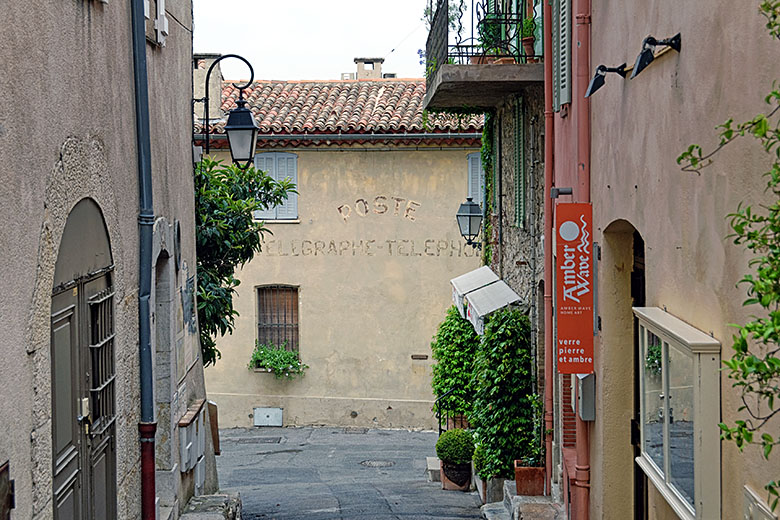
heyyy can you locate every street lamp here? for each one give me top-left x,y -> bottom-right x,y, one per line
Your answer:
197,54 -> 259,169
584,63 -> 627,98
457,197 -> 483,249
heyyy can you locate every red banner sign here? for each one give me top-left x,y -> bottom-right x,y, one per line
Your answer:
555,203 -> 594,374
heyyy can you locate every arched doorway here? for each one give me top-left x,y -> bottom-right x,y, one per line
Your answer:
599,220 -> 646,519
50,198 -> 116,520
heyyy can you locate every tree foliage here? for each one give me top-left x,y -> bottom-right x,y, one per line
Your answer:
430,306 -> 480,416
470,309 -> 540,479
195,158 -> 295,366
677,2 -> 780,509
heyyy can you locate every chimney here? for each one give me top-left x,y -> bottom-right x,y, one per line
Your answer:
354,57 -> 384,80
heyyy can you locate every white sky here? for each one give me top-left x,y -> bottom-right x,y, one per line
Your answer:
193,0 -> 429,81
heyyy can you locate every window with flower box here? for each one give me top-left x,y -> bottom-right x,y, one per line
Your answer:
633,307 -> 721,520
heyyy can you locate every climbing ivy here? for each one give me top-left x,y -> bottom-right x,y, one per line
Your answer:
430,306 -> 480,416
677,2 -> 780,509
481,111 -> 496,265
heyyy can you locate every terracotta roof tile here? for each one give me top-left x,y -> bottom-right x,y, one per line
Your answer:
195,79 -> 483,136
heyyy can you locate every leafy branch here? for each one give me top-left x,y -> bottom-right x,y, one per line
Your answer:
195,158 -> 295,366
677,2 -> 780,510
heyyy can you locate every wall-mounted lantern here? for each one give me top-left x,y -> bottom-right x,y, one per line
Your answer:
630,33 -> 681,79
457,197 -> 483,249
585,63 -> 627,97
195,54 -> 259,170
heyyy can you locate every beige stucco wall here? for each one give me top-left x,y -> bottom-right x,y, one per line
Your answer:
0,1 -> 216,518
589,0 -> 780,518
206,145 -> 481,429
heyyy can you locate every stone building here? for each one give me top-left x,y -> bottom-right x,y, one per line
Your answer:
0,1 -> 217,519
194,57 -> 483,429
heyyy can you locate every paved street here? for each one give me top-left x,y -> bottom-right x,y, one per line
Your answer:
216,427 -> 483,520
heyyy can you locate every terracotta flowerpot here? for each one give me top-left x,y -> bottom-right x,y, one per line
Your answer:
440,461 -> 471,491
521,36 -> 537,63
514,461 -> 545,495
446,415 -> 470,430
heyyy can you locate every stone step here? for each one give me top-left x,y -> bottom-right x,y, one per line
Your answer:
481,502 -> 511,520
426,456 -> 441,482
502,480 -> 564,520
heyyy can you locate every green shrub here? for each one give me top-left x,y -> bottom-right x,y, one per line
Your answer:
521,18 -> 536,38
436,428 -> 475,464
248,342 -> 308,380
430,306 -> 480,416
472,442 -> 487,475
471,308 -> 540,479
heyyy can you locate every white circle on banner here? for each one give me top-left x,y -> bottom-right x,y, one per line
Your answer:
559,221 -> 579,241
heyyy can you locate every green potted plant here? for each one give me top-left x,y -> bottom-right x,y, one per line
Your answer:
430,306 -> 480,428
513,394 -> 545,496
521,18 -> 537,62
472,441 -> 488,503
470,309 -> 538,501
247,342 -> 308,380
436,428 -> 475,491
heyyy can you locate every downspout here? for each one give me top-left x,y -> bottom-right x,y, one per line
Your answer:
574,0 -> 592,516
130,0 -> 157,518
543,0 -> 555,497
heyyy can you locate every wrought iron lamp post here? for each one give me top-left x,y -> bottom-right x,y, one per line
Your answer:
196,54 -> 259,169
457,197 -> 483,249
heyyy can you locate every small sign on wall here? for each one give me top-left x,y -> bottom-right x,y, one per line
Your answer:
555,203 -> 594,374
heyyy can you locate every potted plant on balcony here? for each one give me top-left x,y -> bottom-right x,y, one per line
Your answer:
436,428 -> 475,491
247,341 -> 308,380
521,18 -> 537,62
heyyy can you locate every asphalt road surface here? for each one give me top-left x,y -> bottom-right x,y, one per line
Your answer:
216,426 -> 483,520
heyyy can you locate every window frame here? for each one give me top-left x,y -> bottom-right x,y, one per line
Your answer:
633,307 -> 721,520
256,285 -> 300,352
254,152 -> 299,221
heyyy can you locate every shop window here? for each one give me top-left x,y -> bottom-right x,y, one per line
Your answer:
254,153 -> 299,221
634,307 -> 721,520
257,285 -> 299,351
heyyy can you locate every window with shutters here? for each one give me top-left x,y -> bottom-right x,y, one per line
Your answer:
254,153 -> 299,221
552,0 -> 571,110
467,153 -> 485,208
257,286 -> 299,352
144,0 -> 169,46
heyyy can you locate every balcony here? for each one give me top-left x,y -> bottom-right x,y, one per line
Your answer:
423,0 -> 544,111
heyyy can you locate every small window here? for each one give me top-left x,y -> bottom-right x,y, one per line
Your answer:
634,307 -> 721,520
257,286 -> 299,352
467,153 -> 485,207
254,153 -> 299,220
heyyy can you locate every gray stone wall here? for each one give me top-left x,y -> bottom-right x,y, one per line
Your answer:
488,85 -> 545,387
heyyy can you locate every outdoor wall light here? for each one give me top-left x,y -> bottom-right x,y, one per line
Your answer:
195,53 -> 259,170
457,197 -> 483,249
584,64 -> 627,98
630,33 -> 681,79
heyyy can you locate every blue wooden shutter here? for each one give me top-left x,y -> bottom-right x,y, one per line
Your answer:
253,154 -> 276,220
467,153 -> 484,207
274,153 -> 298,220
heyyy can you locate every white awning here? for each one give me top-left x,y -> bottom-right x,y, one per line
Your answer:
465,280 -> 521,335
450,266 -> 500,317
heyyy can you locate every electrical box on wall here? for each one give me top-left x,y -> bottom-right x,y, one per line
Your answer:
577,373 -> 596,421
254,407 -> 283,427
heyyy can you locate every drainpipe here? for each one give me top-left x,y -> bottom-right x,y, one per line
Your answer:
574,0 -> 592,516
130,0 -> 157,518
543,0 -> 555,497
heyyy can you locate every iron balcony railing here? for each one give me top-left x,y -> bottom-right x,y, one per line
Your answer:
434,387 -> 471,436
425,0 -> 544,91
